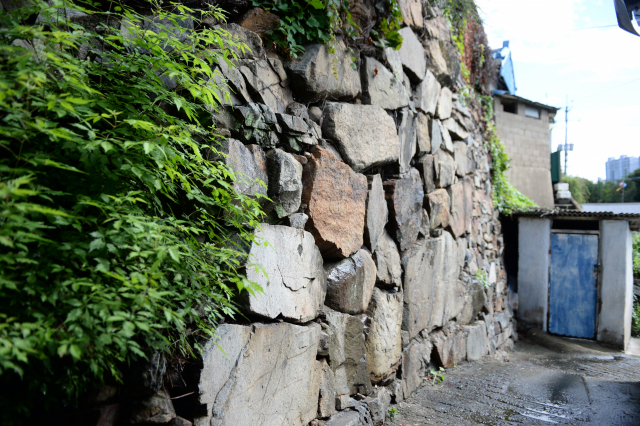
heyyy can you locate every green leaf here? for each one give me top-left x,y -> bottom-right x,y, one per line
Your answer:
308,0 -> 325,9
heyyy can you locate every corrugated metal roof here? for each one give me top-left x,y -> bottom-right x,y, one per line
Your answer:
515,209 -> 640,230
517,208 -> 640,218
582,203 -> 640,214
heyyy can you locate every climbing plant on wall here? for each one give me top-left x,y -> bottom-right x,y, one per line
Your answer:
0,0 -> 265,421
443,0 -> 536,214
251,0 -> 403,57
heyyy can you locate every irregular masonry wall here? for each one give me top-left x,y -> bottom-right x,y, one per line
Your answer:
193,7 -> 513,426
76,3 -> 515,426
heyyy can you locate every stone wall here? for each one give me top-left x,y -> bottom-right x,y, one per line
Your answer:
493,95 -> 556,207
88,3 -> 515,426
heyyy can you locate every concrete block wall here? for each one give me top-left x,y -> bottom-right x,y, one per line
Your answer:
494,98 -> 555,207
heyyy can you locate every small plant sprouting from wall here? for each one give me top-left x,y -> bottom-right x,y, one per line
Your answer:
475,270 -> 491,288
443,1 -> 535,215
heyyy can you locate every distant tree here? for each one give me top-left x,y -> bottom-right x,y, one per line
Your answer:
582,168 -> 640,203
561,175 -> 591,204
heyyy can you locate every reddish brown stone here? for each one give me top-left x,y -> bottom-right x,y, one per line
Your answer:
383,168 -> 424,251
236,7 -> 280,38
302,146 -> 368,258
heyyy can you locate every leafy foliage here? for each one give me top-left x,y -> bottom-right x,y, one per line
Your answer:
252,0 -> 403,58
561,175 -> 591,204
0,0 -> 265,420
429,366 -> 446,385
561,169 -> 640,204
475,270 -> 490,288
251,0 -> 360,57
370,0 -> 404,50
633,232 -> 640,277
435,0 -> 480,33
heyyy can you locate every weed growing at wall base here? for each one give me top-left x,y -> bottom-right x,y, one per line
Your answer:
0,0 -> 265,421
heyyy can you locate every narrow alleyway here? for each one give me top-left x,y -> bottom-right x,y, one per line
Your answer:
393,337 -> 640,425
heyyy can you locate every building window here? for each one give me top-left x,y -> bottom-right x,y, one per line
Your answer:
525,106 -> 540,119
502,99 -> 517,114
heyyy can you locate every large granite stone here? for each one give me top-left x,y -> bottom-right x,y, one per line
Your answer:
424,39 -> 460,86
435,86 -> 452,119
219,139 -> 268,200
415,113 -> 431,155
425,16 -> 451,41
402,336 -> 432,397
458,279 -> 486,326
323,309 -> 372,395
266,148 -> 303,217
214,23 -> 264,59
286,41 -> 361,102
438,119 -> 454,153
239,58 -> 293,113
431,327 -> 466,368
212,58 -> 253,106
321,102 -> 399,172
454,141 -> 475,176
434,149 -> 456,188
324,410 -> 361,426
324,249 -> 377,315
464,321 -> 487,361
401,232 -> 466,339
302,146 -> 368,258
365,288 -> 403,382
428,116 -> 443,154
318,358 -> 337,418
361,56 -> 410,110
384,168 -> 424,251
245,224 -> 325,322
364,175 -> 388,253
128,390 -> 176,424
236,7 -> 279,37
414,70 -> 440,115
419,154 -> 436,193
443,117 -> 470,140
398,0 -> 423,27
398,108 -> 417,173
372,230 -> 402,288
447,178 -> 473,238
231,102 -> 279,148
397,27 -> 427,81
427,188 -> 450,229
383,47 -> 404,83
197,322 -> 320,426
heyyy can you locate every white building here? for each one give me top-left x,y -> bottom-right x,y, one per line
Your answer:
606,155 -> 640,181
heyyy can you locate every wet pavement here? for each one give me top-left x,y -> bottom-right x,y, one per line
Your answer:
392,337 -> 640,425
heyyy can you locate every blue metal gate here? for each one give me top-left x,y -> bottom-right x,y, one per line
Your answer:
549,233 -> 599,338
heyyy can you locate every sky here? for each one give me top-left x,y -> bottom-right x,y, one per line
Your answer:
475,0 -> 640,182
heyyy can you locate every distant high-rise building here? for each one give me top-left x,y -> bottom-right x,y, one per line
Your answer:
606,155 -> 640,181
